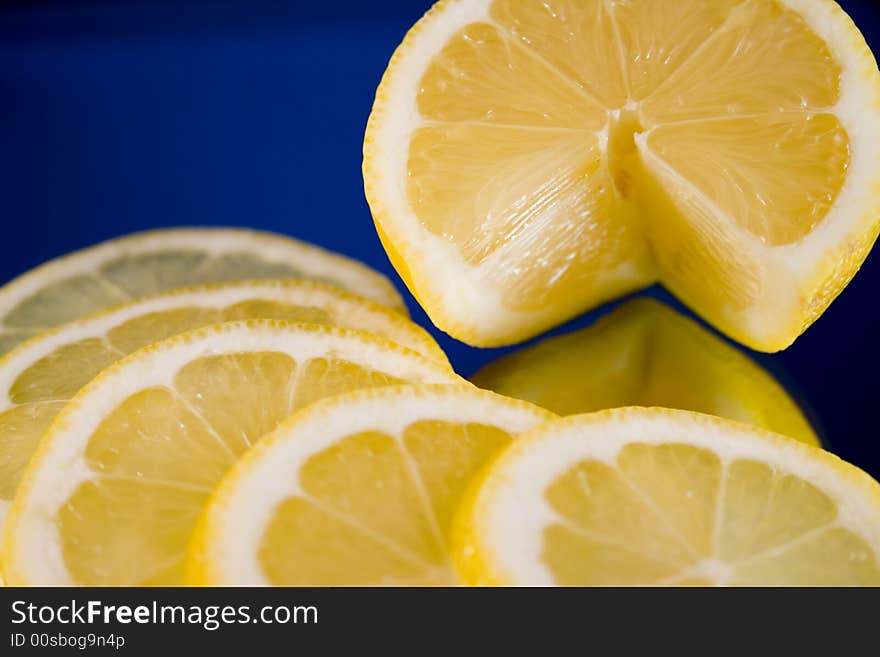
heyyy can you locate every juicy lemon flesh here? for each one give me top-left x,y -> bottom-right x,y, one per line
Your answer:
258,421 -> 514,586
472,298 -> 818,445
542,442 -> 880,586
57,353 -> 406,586
405,0 -> 850,343
0,402 -> 65,502
0,299 -> 409,512
0,250 -> 330,354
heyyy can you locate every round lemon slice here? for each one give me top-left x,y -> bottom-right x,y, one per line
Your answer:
472,297 -> 818,445
2,321 -> 461,586
455,408 -> 880,586
187,385 -> 553,586
0,280 -> 448,539
364,0 -> 880,350
0,227 -> 406,355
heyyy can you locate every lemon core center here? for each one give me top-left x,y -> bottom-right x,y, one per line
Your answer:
606,105 -> 645,199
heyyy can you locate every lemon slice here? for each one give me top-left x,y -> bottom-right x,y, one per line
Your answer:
0,280 -> 448,538
364,0 -> 880,350
187,384 -> 553,586
455,408 -> 880,586
2,321 -> 460,586
473,297 -> 818,446
0,227 -> 406,355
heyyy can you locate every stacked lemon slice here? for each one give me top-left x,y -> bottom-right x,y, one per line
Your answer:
455,409 -> 880,586
187,386 -> 553,586
0,228 -> 405,355
0,228 -> 461,585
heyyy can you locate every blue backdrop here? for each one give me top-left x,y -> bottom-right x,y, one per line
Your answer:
1,0 -> 878,478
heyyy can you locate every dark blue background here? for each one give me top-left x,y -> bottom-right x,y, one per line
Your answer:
1,0 -> 878,478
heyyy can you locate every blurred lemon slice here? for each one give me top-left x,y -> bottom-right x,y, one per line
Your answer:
455,407 -> 880,586
0,280 -> 449,538
187,385 -> 553,586
0,227 -> 406,355
2,321 -> 460,586
364,0 -> 880,350
472,297 -> 817,446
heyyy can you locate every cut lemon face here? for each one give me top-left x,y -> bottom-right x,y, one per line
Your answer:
1,321 -> 461,586
472,297 -> 818,446
455,408 -> 880,586
364,0 -> 880,350
187,385 -> 553,586
0,280 -> 448,539
0,227 -> 406,355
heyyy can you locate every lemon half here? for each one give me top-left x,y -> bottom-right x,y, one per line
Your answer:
364,0 -> 880,350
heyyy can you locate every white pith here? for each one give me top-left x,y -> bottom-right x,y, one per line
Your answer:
2,322 -> 461,586
470,407 -> 880,586
196,384 -> 552,586
364,0 -> 880,346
